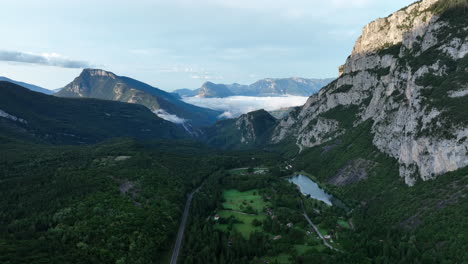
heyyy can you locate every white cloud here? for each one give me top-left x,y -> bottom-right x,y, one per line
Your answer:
183,95 -> 308,118
158,65 -> 224,80
190,74 -> 223,80
153,109 -> 186,124
0,50 -> 91,69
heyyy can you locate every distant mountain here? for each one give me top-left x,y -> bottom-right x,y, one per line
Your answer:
172,88 -> 198,97
0,81 -> 187,144
197,82 -> 234,98
0,76 -> 53,95
55,69 -> 221,128
249,78 -> 333,97
174,77 -> 334,98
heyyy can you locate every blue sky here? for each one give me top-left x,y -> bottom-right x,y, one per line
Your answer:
0,0 -> 413,91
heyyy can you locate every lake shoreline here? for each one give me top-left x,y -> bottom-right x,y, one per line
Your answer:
286,172 -> 350,212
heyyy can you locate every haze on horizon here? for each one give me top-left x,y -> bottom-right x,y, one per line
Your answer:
0,0 -> 413,91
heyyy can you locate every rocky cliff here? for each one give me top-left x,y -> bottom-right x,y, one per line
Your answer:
202,109 -> 277,149
272,0 -> 468,185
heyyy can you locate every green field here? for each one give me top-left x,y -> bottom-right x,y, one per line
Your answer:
264,254 -> 292,264
214,210 -> 266,238
337,219 -> 351,229
294,245 -> 314,255
318,226 -> 329,237
215,189 -> 270,238
222,189 -> 269,213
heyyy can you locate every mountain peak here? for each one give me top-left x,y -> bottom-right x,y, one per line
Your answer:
81,68 -> 117,79
351,0 -> 438,56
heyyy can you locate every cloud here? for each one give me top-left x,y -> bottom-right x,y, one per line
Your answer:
190,74 -> 223,80
182,95 -> 309,118
158,65 -> 224,80
153,109 -> 186,124
0,50 -> 91,68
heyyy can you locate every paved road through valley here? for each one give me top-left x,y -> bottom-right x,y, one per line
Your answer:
169,186 -> 201,264
303,212 -> 339,251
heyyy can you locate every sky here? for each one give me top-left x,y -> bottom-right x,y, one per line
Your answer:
0,0 -> 414,91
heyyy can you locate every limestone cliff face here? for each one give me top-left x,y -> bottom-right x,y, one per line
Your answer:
351,0 -> 439,55
272,0 -> 468,185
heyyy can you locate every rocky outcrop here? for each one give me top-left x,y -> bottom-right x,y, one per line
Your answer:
328,159 -> 375,186
235,110 -> 277,145
0,109 -> 27,124
351,0 -> 439,55
272,0 -> 468,185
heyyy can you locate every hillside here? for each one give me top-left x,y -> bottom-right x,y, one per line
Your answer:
56,69 -> 221,128
0,81 -> 187,144
0,76 -> 53,95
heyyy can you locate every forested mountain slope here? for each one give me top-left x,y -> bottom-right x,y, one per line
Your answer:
0,76 -> 53,95
0,82 -> 187,144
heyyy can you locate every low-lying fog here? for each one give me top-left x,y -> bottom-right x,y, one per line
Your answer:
183,96 -> 309,118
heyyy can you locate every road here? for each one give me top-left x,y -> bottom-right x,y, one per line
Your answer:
303,212 -> 339,251
169,186 -> 201,264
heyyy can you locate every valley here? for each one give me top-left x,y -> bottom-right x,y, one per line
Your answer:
0,0 -> 467,263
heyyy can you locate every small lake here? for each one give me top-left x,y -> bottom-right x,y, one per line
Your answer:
288,174 -> 333,206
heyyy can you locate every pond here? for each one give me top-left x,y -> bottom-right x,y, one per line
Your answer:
288,174 -> 333,206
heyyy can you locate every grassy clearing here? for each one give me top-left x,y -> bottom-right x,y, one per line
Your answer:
214,189 -> 271,238
218,210 -> 266,222
317,226 -> 329,237
264,254 -> 292,264
222,189 -> 269,213
214,210 -> 266,238
337,219 -> 351,229
294,245 -> 314,255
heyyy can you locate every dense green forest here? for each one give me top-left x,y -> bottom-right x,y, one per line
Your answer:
0,136 -> 282,264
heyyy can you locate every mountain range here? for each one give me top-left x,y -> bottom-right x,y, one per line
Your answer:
174,77 -> 334,98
